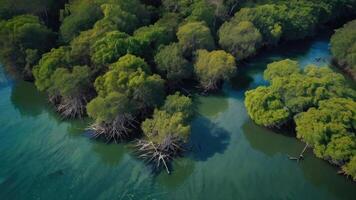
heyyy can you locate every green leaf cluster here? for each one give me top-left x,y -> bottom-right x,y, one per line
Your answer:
194,49 -> 236,91
245,59 -> 356,127
177,21 -> 215,55
154,43 -> 192,84
331,19 -> 356,80
141,92 -> 193,144
0,15 -> 55,71
295,98 -> 356,179
87,54 -> 165,123
218,20 -> 262,60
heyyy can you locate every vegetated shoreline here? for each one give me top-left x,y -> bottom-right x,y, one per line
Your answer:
0,25 -> 348,173
332,59 -> 356,82
1,0 -> 355,174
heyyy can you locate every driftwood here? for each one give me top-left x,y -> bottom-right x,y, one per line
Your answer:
289,143 -> 309,163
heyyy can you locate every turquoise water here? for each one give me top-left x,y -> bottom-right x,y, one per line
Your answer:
0,35 -> 355,200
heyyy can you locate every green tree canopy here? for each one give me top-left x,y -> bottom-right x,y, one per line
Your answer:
342,156 -> 356,181
133,13 -> 180,58
263,59 -> 300,81
232,4 -> 284,44
194,49 -> 236,91
218,20 -> 262,60
50,65 -> 91,98
59,0 -> 103,43
0,15 -> 55,72
154,43 -> 192,84
141,92 -> 193,144
98,3 -> 139,34
141,110 -> 190,144
330,19 -> 356,80
295,98 -> 356,164
177,21 -> 215,55
91,31 -> 142,65
186,0 -> 215,29
245,60 -> 356,127
32,46 -> 71,91
162,92 -> 194,120
87,54 -> 164,123
245,86 -> 291,127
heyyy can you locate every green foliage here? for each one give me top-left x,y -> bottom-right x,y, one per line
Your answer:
0,15 -> 55,71
154,43 -> 192,84
50,65 -> 91,97
231,1 -> 336,44
141,110 -> 190,144
186,0 -> 215,29
161,0 -> 193,16
0,0 -> 66,29
270,66 -> 355,113
245,86 -> 291,127
141,92 -> 193,144
162,92 -> 194,120
107,54 -> 150,73
87,91 -> 133,122
91,31 -> 141,65
232,4 -> 284,44
342,156 -> 356,181
330,19 -> 356,80
98,3 -> 139,34
87,54 -> 165,123
194,49 -> 236,91
177,21 -> 215,55
324,134 -> 356,164
263,59 -> 300,81
133,13 -> 180,58
245,60 -> 356,127
295,98 -> 356,162
218,20 -> 262,60
69,1 -> 147,65
60,0 -> 103,43
32,46 -> 71,91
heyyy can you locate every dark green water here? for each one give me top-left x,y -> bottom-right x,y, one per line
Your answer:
1,36 -> 355,200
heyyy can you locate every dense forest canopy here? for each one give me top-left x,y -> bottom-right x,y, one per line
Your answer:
331,19 -> 356,81
245,60 -> 356,180
0,0 -> 355,173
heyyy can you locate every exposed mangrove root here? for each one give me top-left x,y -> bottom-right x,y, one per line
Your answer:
49,94 -> 61,105
289,143 -> 309,163
89,114 -> 136,143
201,79 -> 220,93
56,96 -> 87,119
135,136 -> 185,174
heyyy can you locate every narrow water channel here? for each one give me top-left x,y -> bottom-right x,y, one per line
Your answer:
0,34 -> 355,200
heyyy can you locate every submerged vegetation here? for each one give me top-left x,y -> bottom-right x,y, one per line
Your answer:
0,0 -> 355,173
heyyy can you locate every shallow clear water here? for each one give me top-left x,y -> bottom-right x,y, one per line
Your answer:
0,35 -> 355,200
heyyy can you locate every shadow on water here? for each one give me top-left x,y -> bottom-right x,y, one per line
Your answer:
242,119 -> 356,199
193,91 -> 229,117
188,117 -> 231,161
299,156 -> 356,200
156,157 -> 195,189
10,80 -> 48,117
229,72 -> 254,91
65,119 -> 91,139
91,142 -> 127,167
242,119 -> 302,157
